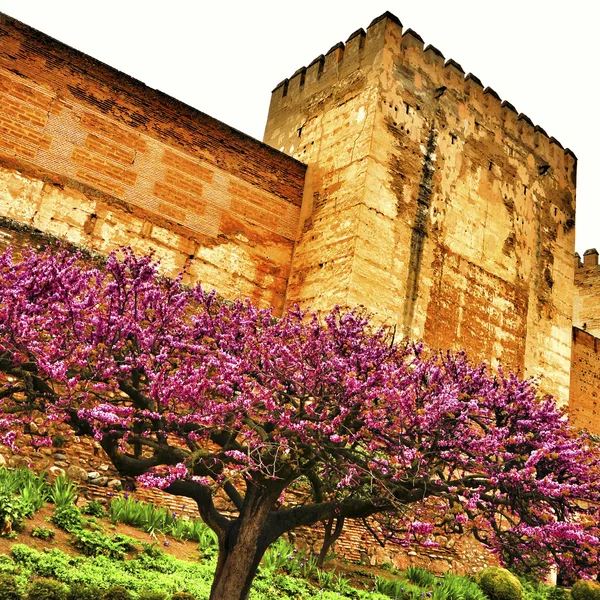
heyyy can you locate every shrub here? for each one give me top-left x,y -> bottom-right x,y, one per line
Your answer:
171,594 -> 196,600
547,588 -> 570,600
80,501 -> 105,518
51,505 -> 82,532
70,530 -> 135,559
31,527 -> 56,540
67,583 -> 101,600
138,592 -> 168,600
0,573 -> 22,600
572,581 -> 600,600
478,567 -> 523,600
102,586 -> 132,600
0,492 -> 27,534
26,579 -> 68,600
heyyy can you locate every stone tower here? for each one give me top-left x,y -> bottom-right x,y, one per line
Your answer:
264,12 -> 577,404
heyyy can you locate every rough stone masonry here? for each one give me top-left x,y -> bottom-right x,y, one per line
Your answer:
0,8 -> 598,572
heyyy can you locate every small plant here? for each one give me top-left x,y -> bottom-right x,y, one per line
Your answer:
405,565 -> 436,588
80,501 -> 105,518
102,586 -> 132,600
190,520 -> 218,548
31,526 -> 56,540
20,479 -> 49,517
51,435 -> 67,448
140,542 -> 164,559
0,492 -> 27,535
48,475 -> 78,508
261,538 -> 297,572
0,573 -> 22,600
141,505 -> 172,536
434,574 -> 487,600
26,579 -> 67,600
316,569 -> 335,588
572,581 -> 600,600
477,567 -> 523,600
375,576 -> 422,600
51,505 -> 82,532
70,530 -> 136,559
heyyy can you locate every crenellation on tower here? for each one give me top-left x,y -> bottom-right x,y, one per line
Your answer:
573,249 -> 600,396
265,11 -> 576,405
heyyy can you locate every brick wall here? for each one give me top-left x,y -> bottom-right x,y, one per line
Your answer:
574,250 -> 600,337
569,327 -> 600,434
0,13 -> 306,312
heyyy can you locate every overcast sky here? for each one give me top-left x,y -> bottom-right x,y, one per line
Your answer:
0,0 -> 597,257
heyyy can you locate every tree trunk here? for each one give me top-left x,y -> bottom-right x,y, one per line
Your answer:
317,516 -> 345,568
208,486 -> 278,600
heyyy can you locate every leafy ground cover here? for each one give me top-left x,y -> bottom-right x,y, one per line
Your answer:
0,468 -> 574,600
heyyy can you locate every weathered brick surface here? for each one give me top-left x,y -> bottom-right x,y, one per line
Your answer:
265,15 -> 576,405
569,328 -> 600,434
574,251 -> 600,336
0,13 -> 306,311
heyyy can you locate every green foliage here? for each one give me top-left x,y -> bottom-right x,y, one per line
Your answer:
12,545 -> 74,580
260,538 -> 319,580
572,581 -> 600,600
137,591 -> 168,600
66,583 -> 101,600
26,579 -> 68,600
477,567 -> 523,600
194,523 -> 218,559
108,497 -> 216,546
170,594 -> 196,600
0,492 -> 27,534
375,576 -> 421,600
0,468 -> 46,532
0,573 -> 22,600
20,482 -> 48,517
80,501 -> 105,518
406,566 -> 437,588
547,588 -> 570,600
0,468 -> 48,496
434,574 -> 488,600
101,586 -> 132,600
31,527 -> 56,540
139,543 -> 164,559
316,570 -> 351,593
48,476 -> 78,509
70,530 -> 136,559
51,436 -> 67,448
108,498 -> 173,536
51,505 -> 82,533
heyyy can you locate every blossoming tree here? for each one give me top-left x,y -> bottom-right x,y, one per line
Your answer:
0,247 -> 599,600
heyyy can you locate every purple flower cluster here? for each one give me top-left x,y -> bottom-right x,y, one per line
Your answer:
0,246 -> 599,578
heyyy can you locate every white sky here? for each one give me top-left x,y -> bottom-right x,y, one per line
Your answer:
0,0 -> 597,257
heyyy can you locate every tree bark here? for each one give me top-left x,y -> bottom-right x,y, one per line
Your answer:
208,485 -> 279,600
317,516 -> 345,568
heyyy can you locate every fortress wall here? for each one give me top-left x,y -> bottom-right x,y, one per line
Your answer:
265,13 -> 576,404
573,250 -> 600,336
0,14 -> 306,311
569,327 -> 600,434
265,18 -> 388,308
